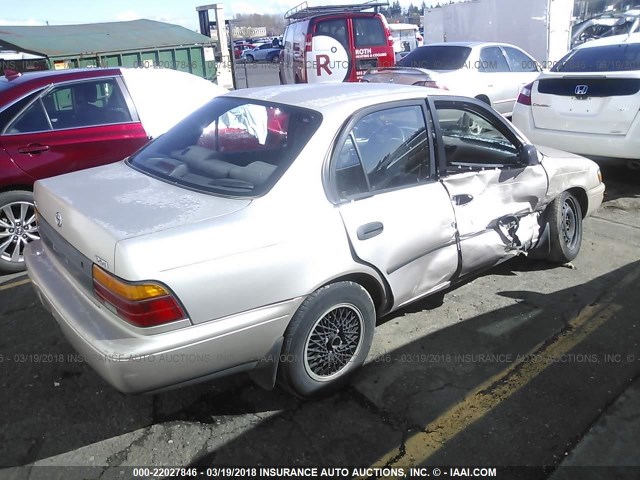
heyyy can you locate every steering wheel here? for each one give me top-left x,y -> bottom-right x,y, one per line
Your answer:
457,112 -> 485,136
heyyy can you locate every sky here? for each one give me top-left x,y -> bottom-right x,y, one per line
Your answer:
0,0 -> 439,31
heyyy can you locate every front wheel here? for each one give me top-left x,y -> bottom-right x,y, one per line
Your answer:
245,54 -> 255,63
277,281 -> 375,398
0,190 -> 39,273
547,191 -> 583,263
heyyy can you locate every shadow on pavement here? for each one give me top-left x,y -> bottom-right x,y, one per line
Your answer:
2,261 -> 638,469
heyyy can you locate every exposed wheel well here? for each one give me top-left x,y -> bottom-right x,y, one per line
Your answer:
319,273 -> 390,316
566,187 -> 589,219
475,94 -> 491,105
0,185 -> 32,195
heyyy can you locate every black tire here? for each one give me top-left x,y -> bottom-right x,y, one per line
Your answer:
0,190 -> 38,273
246,54 -> 255,64
277,281 -> 375,398
269,54 -> 279,63
547,191 -> 583,263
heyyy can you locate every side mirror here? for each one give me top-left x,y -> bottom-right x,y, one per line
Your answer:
520,144 -> 539,166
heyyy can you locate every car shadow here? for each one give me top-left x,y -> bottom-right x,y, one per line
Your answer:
600,166 -> 640,203
3,261 -> 638,467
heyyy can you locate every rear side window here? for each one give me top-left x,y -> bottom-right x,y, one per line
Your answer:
399,46 -> 472,70
353,17 -> 387,47
128,97 -> 322,198
502,46 -> 539,72
478,47 -> 510,72
334,105 -> 431,199
314,18 -> 349,48
552,43 -> 640,72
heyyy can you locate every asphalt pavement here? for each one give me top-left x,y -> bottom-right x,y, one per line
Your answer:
0,166 -> 639,480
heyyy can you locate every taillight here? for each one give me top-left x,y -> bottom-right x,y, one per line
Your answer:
413,80 -> 449,90
517,82 -> 533,106
92,265 -> 186,328
305,33 -> 313,52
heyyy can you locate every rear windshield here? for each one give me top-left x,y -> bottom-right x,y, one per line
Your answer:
552,43 -> 640,72
128,97 -> 322,197
398,46 -> 472,70
353,17 -> 387,47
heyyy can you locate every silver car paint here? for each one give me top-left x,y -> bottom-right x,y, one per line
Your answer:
28,239 -> 303,393
26,83 -> 604,394
442,165 -> 548,276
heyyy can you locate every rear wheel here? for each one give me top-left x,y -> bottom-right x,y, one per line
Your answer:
0,190 -> 39,273
547,191 -> 583,263
278,281 -> 375,398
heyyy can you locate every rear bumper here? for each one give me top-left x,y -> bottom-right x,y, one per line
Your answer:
513,105 -> 640,162
25,240 -> 301,394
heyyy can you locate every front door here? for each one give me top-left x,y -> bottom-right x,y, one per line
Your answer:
331,102 -> 459,309
432,98 -> 548,277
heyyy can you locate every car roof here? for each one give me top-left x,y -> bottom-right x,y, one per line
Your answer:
224,83 -> 446,116
419,41 -> 518,48
0,67 -> 123,87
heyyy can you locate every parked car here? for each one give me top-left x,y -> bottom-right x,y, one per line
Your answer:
26,84 -> 604,398
571,10 -> 640,48
240,44 -> 282,63
0,67 -> 226,273
233,42 -> 254,59
279,2 -> 395,84
512,33 -> 640,169
361,42 -> 541,117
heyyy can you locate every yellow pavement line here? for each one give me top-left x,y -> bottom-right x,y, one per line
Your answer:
368,267 -> 640,472
0,278 -> 31,291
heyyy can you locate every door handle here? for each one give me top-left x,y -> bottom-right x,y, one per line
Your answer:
18,143 -> 50,155
452,194 -> 474,206
357,222 -> 384,240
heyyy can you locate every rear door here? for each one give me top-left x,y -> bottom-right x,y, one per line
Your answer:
308,17 -> 351,83
477,46 -> 515,115
501,46 -> 540,112
330,102 -> 459,309
350,15 -> 394,81
1,77 -> 148,180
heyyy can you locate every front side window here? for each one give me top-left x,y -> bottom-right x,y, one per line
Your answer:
334,105 -> 430,199
128,97 -> 322,197
502,46 -> 539,73
434,102 -> 520,172
5,78 -> 132,133
42,79 -> 132,129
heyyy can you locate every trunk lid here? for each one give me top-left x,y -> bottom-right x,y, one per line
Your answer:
364,67 -> 434,84
531,72 -> 640,135
34,161 -> 251,274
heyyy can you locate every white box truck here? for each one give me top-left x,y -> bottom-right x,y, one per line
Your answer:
422,0 -> 574,65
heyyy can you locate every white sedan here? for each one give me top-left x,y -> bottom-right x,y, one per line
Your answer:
362,42 -> 541,116
512,33 -> 640,169
26,84 -> 604,398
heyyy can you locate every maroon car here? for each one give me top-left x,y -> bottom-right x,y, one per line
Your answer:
0,67 -> 225,273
